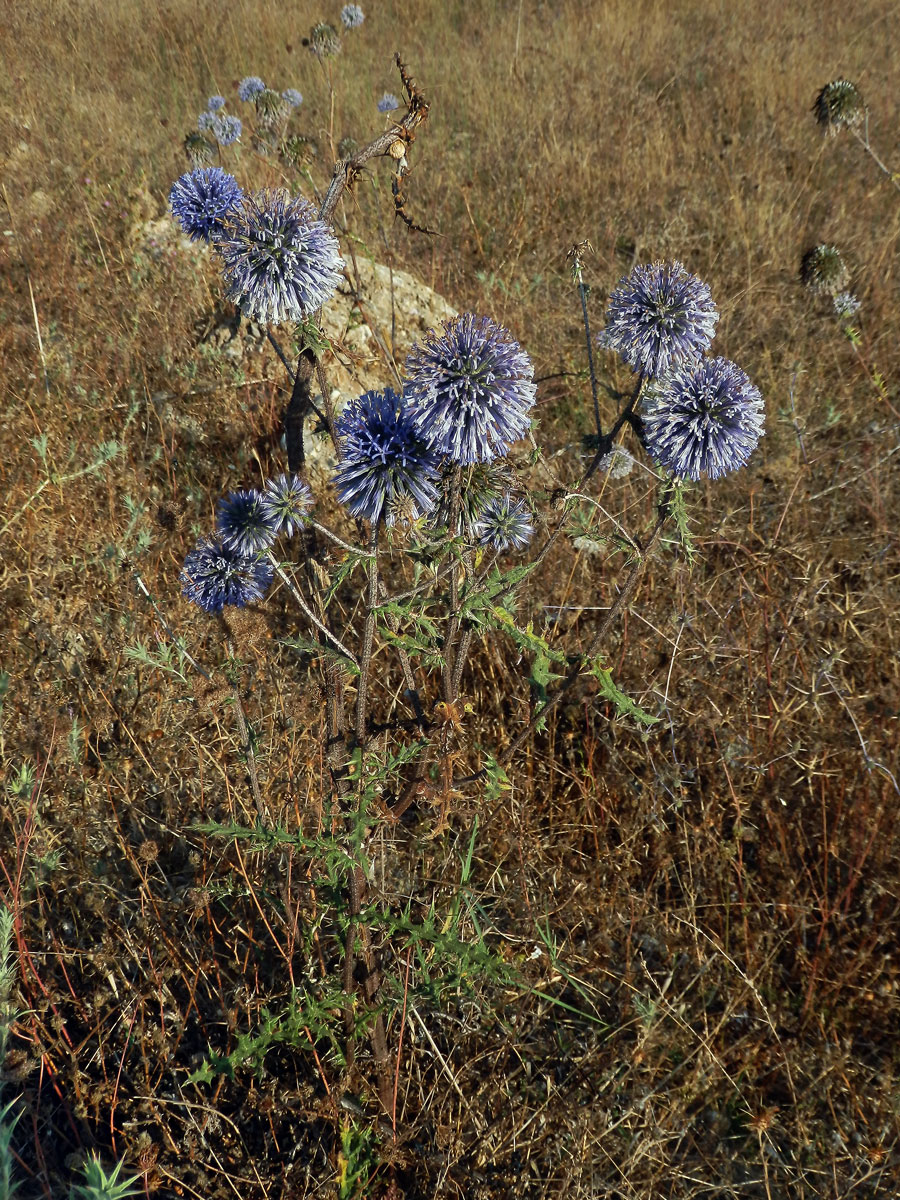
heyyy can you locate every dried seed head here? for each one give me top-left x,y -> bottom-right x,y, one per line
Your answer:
183,131 -> 215,167
801,244 -> 849,296
813,79 -> 864,135
308,22 -> 342,59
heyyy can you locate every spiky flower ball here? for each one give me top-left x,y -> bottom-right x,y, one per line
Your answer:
238,76 -> 266,102
642,356 -> 764,482
801,244 -> 849,296
263,474 -> 313,536
281,135 -> 318,167
430,462 -> 511,534
170,168 -> 243,243
599,261 -> 719,379
216,489 -> 278,554
333,388 -> 440,525
207,95 -> 226,112
308,22 -> 342,59
184,131 -> 216,167
833,291 -> 861,320
213,115 -> 242,146
282,88 -> 303,108
197,111 -> 218,133
181,537 -> 274,613
405,314 -> 537,465
377,92 -> 400,113
814,79 -> 864,135
340,4 -> 365,28
598,444 -> 635,479
218,189 -> 343,324
475,494 -> 534,551
255,88 -> 287,127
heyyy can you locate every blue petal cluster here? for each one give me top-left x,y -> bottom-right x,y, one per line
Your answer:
207,95 -> 226,112
340,4 -> 365,28
405,314 -> 536,465
475,493 -> 534,551
213,115 -> 242,146
642,356 -> 764,481
599,261 -> 718,379
181,537 -> 274,613
238,76 -> 266,101
216,490 -> 278,554
169,168 -> 243,243
263,474 -> 313,536
218,190 -> 344,324
833,291 -> 861,319
282,88 -> 303,108
333,389 -> 440,525
377,92 -> 400,113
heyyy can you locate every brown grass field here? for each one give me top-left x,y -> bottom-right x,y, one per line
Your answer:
1,0 -> 899,1196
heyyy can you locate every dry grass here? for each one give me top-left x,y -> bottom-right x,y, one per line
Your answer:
1,0 -> 899,1197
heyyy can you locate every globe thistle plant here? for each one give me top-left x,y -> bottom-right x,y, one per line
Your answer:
430,462 -> 511,535
377,92 -> 400,113
197,111 -> 218,133
405,313 -> 537,465
814,79 -> 865,135
255,88 -> 287,127
207,95 -> 226,112
282,88 -> 303,108
169,167 -> 243,243
308,22 -> 342,59
833,291 -> 861,320
642,356 -> 764,482
263,474 -> 313,536
281,135 -> 318,167
801,244 -> 850,297
598,444 -> 635,479
475,493 -> 535,552
213,115 -> 242,146
340,4 -> 365,28
238,76 -> 266,102
599,261 -> 719,379
333,388 -> 440,526
181,537 -> 274,613
216,489 -> 279,554
183,131 -> 216,167
218,189 -> 344,324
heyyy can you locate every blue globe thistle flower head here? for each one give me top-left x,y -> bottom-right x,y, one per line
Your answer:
181,537 -> 274,613
405,313 -> 537,465
215,489 -> 279,554
833,291 -> 861,320
598,444 -> 635,479
263,473 -> 313,536
333,388 -> 440,526
341,4 -> 365,28
642,356 -> 764,482
238,75 -> 266,102
599,261 -> 719,380
207,95 -> 226,112
213,115 -> 242,146
218,189 -> 344,324
475,493 -> 534,552
169,168 -> 243,243
377,92 -> 400,113
197,111 -> 218,133
282,88 -> 303,108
